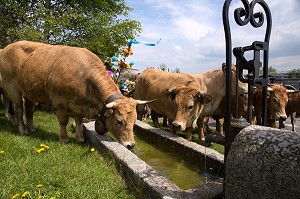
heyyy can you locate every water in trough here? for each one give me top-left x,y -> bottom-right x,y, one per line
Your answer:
108,132 -> 220,190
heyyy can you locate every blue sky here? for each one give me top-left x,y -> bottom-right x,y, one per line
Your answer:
124,0 -> 300,74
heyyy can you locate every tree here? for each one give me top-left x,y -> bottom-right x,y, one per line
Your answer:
172,67 -> 181,73
286,68 -> 300,78
159,64 -> 167,71
0,0 -> 141,59
259,66 -> 277,76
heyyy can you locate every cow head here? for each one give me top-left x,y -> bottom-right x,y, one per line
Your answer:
166,85 -> 212,131
267,85 -> 289,121
103,97 -> 155,149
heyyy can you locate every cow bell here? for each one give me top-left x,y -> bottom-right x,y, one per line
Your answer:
95,117 -> 108,135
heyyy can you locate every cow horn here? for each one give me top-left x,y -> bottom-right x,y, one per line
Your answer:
136,99 -> 157,105
106,101 -> 117,109
267,87 -> 273,92
284,84 -> 297,91
287,90 -> 300,94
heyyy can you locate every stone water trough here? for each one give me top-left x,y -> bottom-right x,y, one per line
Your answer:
83,120 -> 224,199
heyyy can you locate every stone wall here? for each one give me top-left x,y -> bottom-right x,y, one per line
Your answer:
225,125 -> 300,199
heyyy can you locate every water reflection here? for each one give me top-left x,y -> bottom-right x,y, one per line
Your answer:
131,134 -> 219,190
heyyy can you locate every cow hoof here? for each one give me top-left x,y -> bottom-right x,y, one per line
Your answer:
76,137 -> 85,144
27,125 -> 35,133
20,132 -> 30,136
60,138 -> 70,144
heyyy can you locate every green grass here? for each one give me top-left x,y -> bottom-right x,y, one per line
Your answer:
142,118 -> 225,155
0,104 -> 137,199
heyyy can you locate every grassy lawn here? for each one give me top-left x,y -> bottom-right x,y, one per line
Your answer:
0,104 -> 137,199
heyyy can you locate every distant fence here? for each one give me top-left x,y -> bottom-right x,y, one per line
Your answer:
273,78 -> 300,90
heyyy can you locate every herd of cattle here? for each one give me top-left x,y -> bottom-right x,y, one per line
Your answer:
0,41 -> 299,149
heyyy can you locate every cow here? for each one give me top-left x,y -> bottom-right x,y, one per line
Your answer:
251,84 -> 296,128
0,74 -> 12,118
192,64 -> 248,141
135,68 -> 212,141
0,40 -> 152,149
0,49 -> 13,119
278,89 -> 300,132
206,93 -> 248,135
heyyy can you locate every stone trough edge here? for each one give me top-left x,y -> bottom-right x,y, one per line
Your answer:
83,121 -> 223,199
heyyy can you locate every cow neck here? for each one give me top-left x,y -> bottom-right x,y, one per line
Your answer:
203,69 -> 226,96
95,68 -> 122,103
95,69 -> 124,128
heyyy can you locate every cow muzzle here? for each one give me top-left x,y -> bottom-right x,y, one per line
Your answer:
172,121 -> 186,131
278,115 -> 287,121
123,141 -> 135,149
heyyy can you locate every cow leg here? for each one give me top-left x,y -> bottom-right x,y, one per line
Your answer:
24,98 -> 36,132
136,104 -> 145,121
55,107 -> 70,144
278,118 -> 285,129
256,115 -> 262,125
196,116 -> 205,142
291,112 -> 296,132
187,131 -> 193,141
10,92 -> 28,136
2,92 -> 12,118
151,110 -> 159,128
267,118 -> 276,128
216,118 -> 224,135
74,116 -> 85,143
162,116 -> 168,127
203,116 -> 209,132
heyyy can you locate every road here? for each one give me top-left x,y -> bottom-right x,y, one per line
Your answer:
208,116 -> 300,132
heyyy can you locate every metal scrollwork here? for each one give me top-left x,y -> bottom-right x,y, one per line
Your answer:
222,0 -> 272,158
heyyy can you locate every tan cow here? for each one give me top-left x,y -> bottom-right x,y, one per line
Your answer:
135,68 -> 212,141
279,91 -> 300,131
0,73 -> 12,118
192,64 -> 248,141
252,84 -> 294,127
207,93 -> 248,134
0,40 -> 151,149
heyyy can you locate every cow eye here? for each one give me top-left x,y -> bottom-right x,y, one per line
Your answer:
188,105 -> 194,110
117,118 -> 123,125
272,98 -> 278,103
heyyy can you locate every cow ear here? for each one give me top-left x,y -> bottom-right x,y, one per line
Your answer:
166,88 -> 176,100
104,109 -> 113,118
222,63 -> 226,75
203,95 -> 212,104
197,93 -> 212,104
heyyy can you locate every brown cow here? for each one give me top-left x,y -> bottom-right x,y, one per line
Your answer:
0,74 -> 12,118
252,84 -> 293,127
279,91 -> 300,131
0,41 -> 151,149
192,64 -> 248,141
207,93 -> 248,134
135,68 -> 212,141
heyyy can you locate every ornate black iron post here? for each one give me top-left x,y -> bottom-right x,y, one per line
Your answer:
223,0 -> 272,197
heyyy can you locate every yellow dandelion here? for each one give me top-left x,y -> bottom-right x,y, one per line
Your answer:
35,148 -> 45,153
36,184 -> 43,188
55,191 -> 61,196
90,148 -> 95,152
0,150 -> 4,154
21,191 -> 29,198
40,144 -> 49,149
37,195 -> 43,199
11,193 -> 19,199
